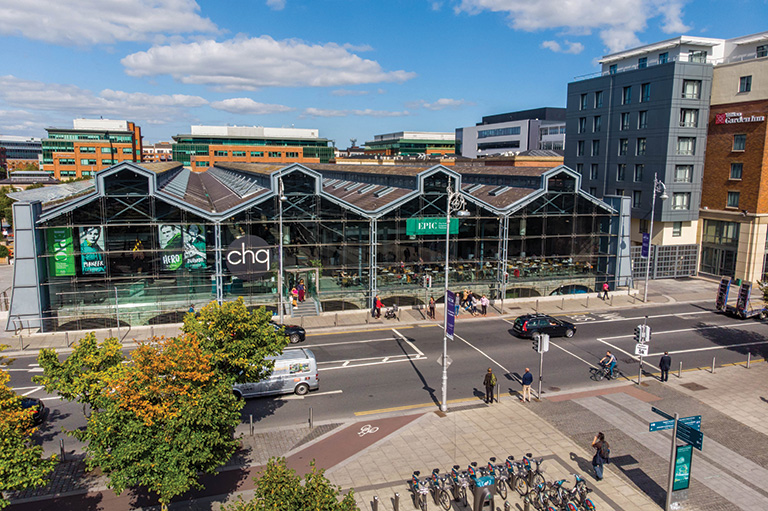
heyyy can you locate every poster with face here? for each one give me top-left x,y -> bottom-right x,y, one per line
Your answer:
158,224 -> 183,271
184,224 -> 206,269
79,226 -> 105,274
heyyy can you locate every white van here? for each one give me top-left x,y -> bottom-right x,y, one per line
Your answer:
233,348 -> 319,398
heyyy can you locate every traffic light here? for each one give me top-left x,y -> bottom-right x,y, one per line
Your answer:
634,325 -> 642,343
532,337 -> 540,352
643,325 -> 651,343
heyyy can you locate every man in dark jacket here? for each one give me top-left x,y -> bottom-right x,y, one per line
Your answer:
521,368 -> 533,402
659,351 -> 672,382
483,367 -> 496,403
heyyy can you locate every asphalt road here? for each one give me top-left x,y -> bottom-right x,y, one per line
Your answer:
7,299 -> 768,453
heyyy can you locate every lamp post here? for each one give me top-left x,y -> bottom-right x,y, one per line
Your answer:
643,173 -> 668,302
278,177 -> 286,323
441,184 -> 470,412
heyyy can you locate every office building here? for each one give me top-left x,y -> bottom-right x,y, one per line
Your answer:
456,108 -> 566,159
42,119 -> 143,179
363,131 -> 455,156
142,142 -> 173,163
171,125 -> 334,168
0,136 -> 42,172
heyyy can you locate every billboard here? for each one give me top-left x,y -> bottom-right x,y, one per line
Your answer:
225,235 -> 270,280
406,217 -> 459,236
158,224 -> 184,271
47,227 -> 75,276
79,226 -> 105,274
183,224 -> 207,269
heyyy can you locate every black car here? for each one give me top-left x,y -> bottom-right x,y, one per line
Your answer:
512,314 -> 576,339
20,397 -> 47,424
271,321 -> 306,344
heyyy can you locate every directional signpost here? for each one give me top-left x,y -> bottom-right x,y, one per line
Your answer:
650,407 -> 704,510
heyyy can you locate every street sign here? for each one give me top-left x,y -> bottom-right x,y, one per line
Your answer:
677,422 -> 703,451
673,444 -> 693,491
649,415 -> 701,432
641,232 -> 650,258
651,406 -> 673,420
445,290 -> 455,340
635,343 -> 649,356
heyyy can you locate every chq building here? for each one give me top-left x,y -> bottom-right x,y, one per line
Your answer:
7,161 -> 630,331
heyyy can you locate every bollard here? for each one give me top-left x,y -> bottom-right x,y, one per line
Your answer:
19,333 -> 23,351
711,356 -> 716,374
678,361 -> 682,378
335,313 -> 338,327
309,407 -> 313,429
250,414 -> 253,436
585,295 -> 589,308
151,325 -> 155,338
610,295 -> 614,307
561,297 -> 565,310
65,331 -> 70,347
747,352 -> 751,369
372,496 -> 379,511
393,492 -> 400,511
535,299 -> 539,313
504,501 -> 511,511
109,328 -> 113,339
301,315 -> 304,327
523,495 -> 531,511
60,438 -> 65,461
496,383 -> 500,404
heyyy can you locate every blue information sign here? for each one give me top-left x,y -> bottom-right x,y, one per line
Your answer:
446,290 -> 455,340
641,232 -> 650,258
677,422 -> 703,451
673,444 -> 693,491
649,415 -> 701,432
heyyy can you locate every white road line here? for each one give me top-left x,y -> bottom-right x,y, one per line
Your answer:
598,321 -> 767,341
597,339 -> 662,371
309,338 -> 399,347
548,341 -> 600,369
454,333 -> 509,373
21,386 -> 43,396
646,340 -> 768,357
320,356 -> 428,371
318,353 -> 417,366
40,397 -> 63,402
283,389 -> 344,400
10,385 -> 43,391
563,310 -> 712,324
392,328 -> 424,357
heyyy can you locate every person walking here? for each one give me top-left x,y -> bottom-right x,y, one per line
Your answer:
591,432 -> 610,480
480,294 -> 489,316
428,296 -> 436,320
601,282 -> 610,300
483,367 -> 497,404
521,367 -> 533,402
659,351 -> 672,382
297,280 -> 305,302
374,295 -> 383,319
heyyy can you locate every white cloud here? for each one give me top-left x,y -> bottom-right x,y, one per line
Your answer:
266,0 -> 286,10
541,40 -> 584,54
0,75 -> 208,124
302,107 -> 410,118
210,98 -> 295,115
122,36 -> 417,91
406,98 -> 472,110
455,0 -> 691,52
331,89 -> 371,96
0,0 -> 217,45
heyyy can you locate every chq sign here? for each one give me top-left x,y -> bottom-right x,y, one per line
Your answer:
226,235 -> 271,280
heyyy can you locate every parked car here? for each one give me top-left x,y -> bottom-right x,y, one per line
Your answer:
20,397 -> 47,424
512,313 -> 576,339
271,321 -> 306,344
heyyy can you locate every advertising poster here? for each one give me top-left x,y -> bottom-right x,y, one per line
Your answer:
673,444 -> 693,491
79,226 -> 105,274
158,224 -> 183,271
183,224 -> 207,269
47,227 -> 76,276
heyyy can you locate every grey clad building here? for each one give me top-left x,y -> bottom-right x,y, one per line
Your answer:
7,160 -> 629,332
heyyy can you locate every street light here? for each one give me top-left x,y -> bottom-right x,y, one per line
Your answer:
441,184 -> 470,412
643,172 -> 668,302
278,177 -> 287,323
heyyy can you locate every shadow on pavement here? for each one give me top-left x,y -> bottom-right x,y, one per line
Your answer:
394,333 -> 438,407
610,454 -> 665,507
240,395 -> 286,425
33,409 -> 71,444
7,456 -> 103,511
693,320 -> 768,360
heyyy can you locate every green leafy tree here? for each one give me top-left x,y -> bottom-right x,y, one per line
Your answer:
182,298 -> 289,385
0,345 -> 57,508
225,457 -> 358,511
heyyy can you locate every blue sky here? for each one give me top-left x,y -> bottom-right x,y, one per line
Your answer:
0,0 -> 765,146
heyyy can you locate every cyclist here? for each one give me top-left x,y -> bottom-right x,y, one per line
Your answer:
599,351 -> 617,378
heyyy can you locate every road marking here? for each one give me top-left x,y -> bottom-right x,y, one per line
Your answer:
392,328 -> 424,357
548,341 -> 600,369
645,340 -> 768,357
357,424 -> 379,436
21,386 -> 43,396
283,389 -> 344,400
319,355 -> 427,371
565,310 -> 712,325
454,333 -> 509,373
10,385 -> 43,391
596,339 -> 658,371
308,326 -> 414,337
309,338 -> 398,347
355,396 -> 480,416
598,321 -> 767,341
40,397 -> 63,402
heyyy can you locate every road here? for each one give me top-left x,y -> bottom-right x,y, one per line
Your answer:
7,299 -> 768,453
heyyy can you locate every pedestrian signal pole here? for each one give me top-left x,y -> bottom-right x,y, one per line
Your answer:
534,334 -> 549,399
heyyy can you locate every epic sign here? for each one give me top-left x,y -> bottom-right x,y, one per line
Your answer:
715,112 -> 766,124
225,235 -> 271,280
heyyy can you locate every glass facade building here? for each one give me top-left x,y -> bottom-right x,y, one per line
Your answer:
7,161 -> 630,332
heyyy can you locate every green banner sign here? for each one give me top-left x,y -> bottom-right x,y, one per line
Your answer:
406,217 -> 459,235
673,444 -> 692,491
47,228 -> 76,276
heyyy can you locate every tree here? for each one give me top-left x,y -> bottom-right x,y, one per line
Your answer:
182,298 -> 289,385
0,345 -> 57,508
224,457 -> 358,511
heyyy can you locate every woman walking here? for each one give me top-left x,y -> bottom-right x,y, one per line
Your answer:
591,432 -> 610,480
480,294 -> 489,316
428,296 -> 436,320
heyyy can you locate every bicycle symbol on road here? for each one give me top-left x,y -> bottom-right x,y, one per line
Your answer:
358,424 -> 379,437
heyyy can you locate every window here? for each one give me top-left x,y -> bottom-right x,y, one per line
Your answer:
79,146 -> 96,153
214,150 -> 228,156
589,187 -> 597,195
580,93 -> 588,110
591,140 -> 600,156
100,147 -> 112,154
636,138 -> 647,156
633,190 -> 642,208
578,117 -> 587,133
620,112 -> 630,130
593,116 -> 602,132
269,151 -> 282,157
677,137 -> 696,155
232,151 -> 246,157
727,191 -> 740,209
80,158 -> 97,165
58,158 -> 75,165
595,91 -> 604,108
733,134 -> 746,151
638,57 -> 647,68
672,222 -> 682,237
478,126 -> 521,138
682,80 -> 701,99
739,76 -> 752,93
689,49 -> 707,63
250,151 -> 264,157
619,139 -> 628,156
638,111 -> 648,129
672,192 -> 691,210
634,164 -> 644,182
121,148 -> 132,154
675,165 -> 693,182
615,189 -> 625,196
622,86 -> 632,105
659,52 -> 669,64
617,164 -> 626,181
195,161 -> 208,167
680,108 -> 698,127
758,45 -> 768,58
590,164 -> 599,180
640,219 -> 649,233
286,152 -> 299,158
730,163 -> 743,180
576,140 -> 585,156
101,159 -> 115,165
609,64 -> 617,75
576,163 -> 583,175
641,83 -> 651,102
